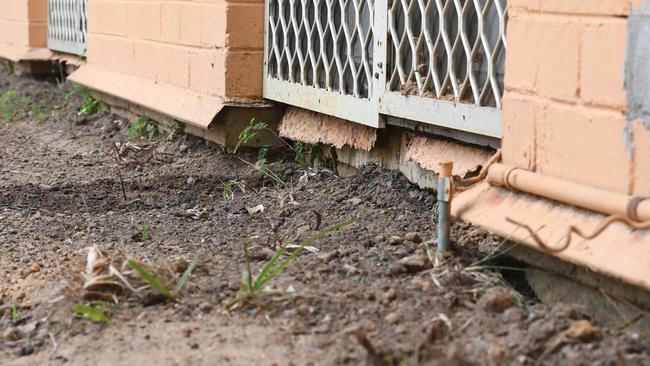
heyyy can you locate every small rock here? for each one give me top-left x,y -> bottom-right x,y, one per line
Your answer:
388,262 -> 407,275
179,144 -> 189,153
17,344 -> 34,357
186,176 -> 195,185
411,277 -> 432,292
317,250 -> 339,263
399,252 -> 432,273
404,232 -> 423,244
373,234 -> 386,244
198,302 -> 213,313
384,288 -> 398,302
348,197 -> 363,206
564,320 -> 602,342
385,312 -> 400,325
388,236 -> 402,245
4,327 -> 21,341
248,247 -> 275,261
478,286 -> 514,313
181,325 -> 194,338
297,303 -> 310,316
30,263 -> 40,273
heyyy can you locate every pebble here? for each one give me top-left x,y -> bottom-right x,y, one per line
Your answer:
317,250 -> 339,264
17,344 -> 34,357
385,312 -> 401,325
179,144 -> 189,153
564,320 -> 602,342
388,262 -> 407,275
373,234 -> 386,244
388,236 -> 402,245
348,197 -> 362,206
181,325 -> 194,338
478,286 -> 514,313
186,176 -> 195,185
30,263 -> 40,273
198,302 -> 213,313
384,288 -> 398,302
399,252 -> 431,272
404,232 -> 423,244
3,327 -> 21,341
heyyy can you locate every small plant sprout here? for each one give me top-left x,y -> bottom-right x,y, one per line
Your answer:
226,217 -> 358,309
140,222 -> 151,241
128,116 -> 158,140
162,119 -> 185,140
223,179 -> 246,200
233,119 -> 268,154
127,257 -> 198,301
74,85 -> 105,116
73,301 -> 115,324
0,90 -> 28,122
11,298 -> 18,323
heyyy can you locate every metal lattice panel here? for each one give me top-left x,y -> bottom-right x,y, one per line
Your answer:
267,0 -> 375,99
386,0 -> 507,108
48,0 -> 88,55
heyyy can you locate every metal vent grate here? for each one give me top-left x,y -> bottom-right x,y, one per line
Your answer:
48,0 -> 88,55
267,0 -> 375,99
263,0 -> 508,137
386,0 -> 507,108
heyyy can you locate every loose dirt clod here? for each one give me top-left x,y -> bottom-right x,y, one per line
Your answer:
564,320 -> 603,342
477,286 -> 514,313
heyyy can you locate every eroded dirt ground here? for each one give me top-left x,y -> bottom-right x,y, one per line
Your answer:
1,73 -> 649,366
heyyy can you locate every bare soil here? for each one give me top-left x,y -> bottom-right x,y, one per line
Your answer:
1,73 -> 649,366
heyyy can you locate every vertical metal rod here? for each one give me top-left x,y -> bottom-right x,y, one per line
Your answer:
437,161 -> 453,253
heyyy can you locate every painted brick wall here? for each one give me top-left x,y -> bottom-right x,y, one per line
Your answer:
86,0 -> 264,99
501,0 -> 649,195
0,0 -> 47,48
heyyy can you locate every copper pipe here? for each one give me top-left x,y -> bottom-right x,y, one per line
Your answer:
488,164 -> 650,222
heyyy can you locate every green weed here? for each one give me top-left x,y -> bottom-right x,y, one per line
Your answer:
226,217 -> 357,309
0,90 -> 28,122
162,119 -> 185,140
223,179 -> 246,200
128,116 -> 157,140
127,257 -> 198,301
74,85 -> 105,116
11,299 -> 18,322
233,119 -> 268,154
140,222 -> 151,241
73,301 -> 115,324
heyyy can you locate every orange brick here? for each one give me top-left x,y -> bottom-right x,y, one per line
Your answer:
3,0 -> 28,21
536,103 -> 630,193
28,0 -> 47,22
539,0 -> 631,16
201,3 -> 227,47
87,34 -> 134,75
501,93 -> 544,170
134,40 -> 166,82
28,22 -> 47,47
127,2 -> 161,41
189,49 -> 221,96
580,18 -> 628,110
161,3 -> 182,44
89,1 -> 127,36
168,46 -> 190,88
223,51 -> 263,98
632,121 -> 650,195
505,15 -> 580,102
178,4 -> 202,46
226,4 -> 264,49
